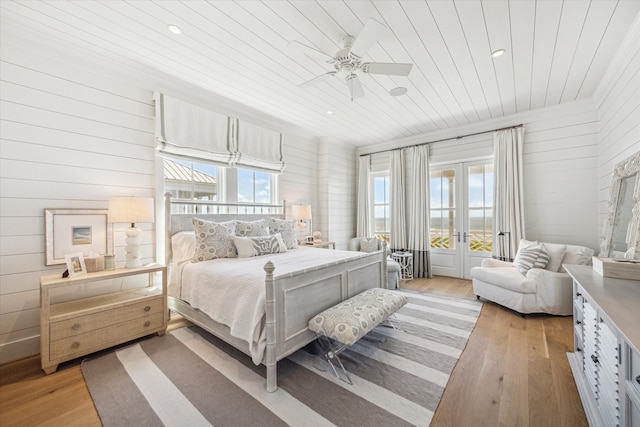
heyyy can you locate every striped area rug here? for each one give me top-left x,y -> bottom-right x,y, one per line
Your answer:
81,290 -> 481,427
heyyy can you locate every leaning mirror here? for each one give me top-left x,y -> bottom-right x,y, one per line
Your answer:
599,151 -> 640,260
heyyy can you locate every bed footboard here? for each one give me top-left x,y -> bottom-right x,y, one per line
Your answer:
263,249 -> 387,392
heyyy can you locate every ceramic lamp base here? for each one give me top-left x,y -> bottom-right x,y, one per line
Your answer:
124,226 -> 142,268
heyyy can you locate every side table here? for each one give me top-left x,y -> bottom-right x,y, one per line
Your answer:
306,241 -> 336,249
391,252 -> 413,280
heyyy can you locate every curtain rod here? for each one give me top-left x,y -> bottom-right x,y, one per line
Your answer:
359,123 -> 524,157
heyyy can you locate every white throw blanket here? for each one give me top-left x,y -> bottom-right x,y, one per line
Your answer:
175,247 -> 369,364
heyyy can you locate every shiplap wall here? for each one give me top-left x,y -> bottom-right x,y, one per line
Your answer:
594,18 -> 640,240
317,138 -> 357,250
359,98 -> 600,253
0,29 -> 321,363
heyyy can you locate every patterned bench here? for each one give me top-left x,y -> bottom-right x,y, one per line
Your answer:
308,287 -> 408,383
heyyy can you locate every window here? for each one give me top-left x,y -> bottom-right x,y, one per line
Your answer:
430,169 -> 456,249
164,158 -> 218,201
237,168 -> 273,204
371,172 -> 390,236
467,164 -> 493,253
163,158 -> 279,213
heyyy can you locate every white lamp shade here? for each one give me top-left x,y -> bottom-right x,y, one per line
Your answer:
291,204 -> 312,220
108,197 -> 155,225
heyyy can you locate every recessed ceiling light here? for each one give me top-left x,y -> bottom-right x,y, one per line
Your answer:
389,87 -> 408,97
168,25 -> 182,35
326,110 -> 333,115
491,49 -> 505,58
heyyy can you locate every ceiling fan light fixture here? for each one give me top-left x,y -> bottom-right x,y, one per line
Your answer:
491,49 -> 505,58
168,24 -> 182,35
389,87 -> 408,97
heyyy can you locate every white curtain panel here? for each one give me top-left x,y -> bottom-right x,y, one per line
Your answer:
407,145 -> 432,278
493,127 -> 526,259
356,155 -> 372,237
390,150 -> 407,251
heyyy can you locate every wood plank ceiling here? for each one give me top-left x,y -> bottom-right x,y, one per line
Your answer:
1,0 -> 638,147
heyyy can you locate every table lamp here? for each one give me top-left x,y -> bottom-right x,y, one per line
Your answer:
291,204 -> 312,243
108,197 -> 154,268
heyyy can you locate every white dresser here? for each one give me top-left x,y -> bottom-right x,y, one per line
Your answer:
565,265 -> 640,427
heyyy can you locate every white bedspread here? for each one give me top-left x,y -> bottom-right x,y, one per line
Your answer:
174,247 -> 370,364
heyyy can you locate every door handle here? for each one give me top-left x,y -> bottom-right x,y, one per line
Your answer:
463,231 -> 467,243
456,232 -> 461,243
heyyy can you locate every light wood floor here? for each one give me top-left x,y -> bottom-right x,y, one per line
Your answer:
0,277 -> 587,427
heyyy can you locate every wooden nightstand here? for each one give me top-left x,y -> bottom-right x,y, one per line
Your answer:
305,241 -> 336,249
39,264 -> 167,374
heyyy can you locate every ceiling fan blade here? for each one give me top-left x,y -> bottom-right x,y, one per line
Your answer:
288,41 -> 334,63
349,19 -> 386,59
298,72 -> 337,89
362,62 -> 413,76
346,74 -> 365,101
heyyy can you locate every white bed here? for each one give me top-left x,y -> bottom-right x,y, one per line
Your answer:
164,194 -> 387,392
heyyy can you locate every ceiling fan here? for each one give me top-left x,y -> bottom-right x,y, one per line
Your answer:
290,19 -> 413,101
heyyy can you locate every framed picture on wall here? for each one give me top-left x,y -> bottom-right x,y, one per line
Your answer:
45,208 -> 113,266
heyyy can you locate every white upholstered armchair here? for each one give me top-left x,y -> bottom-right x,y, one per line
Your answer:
348,237 -> 401,289
471,239 -> 594,315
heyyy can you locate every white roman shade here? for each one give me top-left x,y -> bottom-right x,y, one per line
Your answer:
234,120 -> 285,173
154,92 -> 236,166
154,93 -> 285,173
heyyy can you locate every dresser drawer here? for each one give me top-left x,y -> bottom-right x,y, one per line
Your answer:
49,312 -> 164,361
50,297 -> 163,341
631,346 -> 640,397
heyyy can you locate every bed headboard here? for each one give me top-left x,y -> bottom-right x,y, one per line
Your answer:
164,192 -> 286,265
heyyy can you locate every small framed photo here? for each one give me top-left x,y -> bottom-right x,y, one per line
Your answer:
65,252 -> 87,277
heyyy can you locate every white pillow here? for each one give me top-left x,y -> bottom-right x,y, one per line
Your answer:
542,243 -> 567,272
360,237 -> 378,253
192,218 -> 237,262
559,245 -> 595,272
233,233 -> 287,258
171,231 -> 196,264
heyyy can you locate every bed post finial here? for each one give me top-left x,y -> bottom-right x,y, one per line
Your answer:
263,260 -> 277,392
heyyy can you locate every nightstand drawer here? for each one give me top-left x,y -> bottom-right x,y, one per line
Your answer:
50,312 -> 164,361
50,296 -> 164,341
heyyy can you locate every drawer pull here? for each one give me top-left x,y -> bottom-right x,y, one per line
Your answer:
591,354 -> 599,364
144,306 -> 151,312
71,341 -> 80,349
144,321 -> 151,327
636,375 -> 640,385
71,323 -> 81,330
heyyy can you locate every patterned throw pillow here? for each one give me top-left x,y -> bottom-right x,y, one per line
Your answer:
191,218 -> 237,262
233,233 -> 287,258
235,219 -> 269,238
267,218 -> 298,249
514,244 -> 550,275
360,237 -> 379,253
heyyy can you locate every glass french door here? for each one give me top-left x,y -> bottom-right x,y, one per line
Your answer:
429,160 -> 493,278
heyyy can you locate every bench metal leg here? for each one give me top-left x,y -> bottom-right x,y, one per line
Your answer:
314,335 -> 353,385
